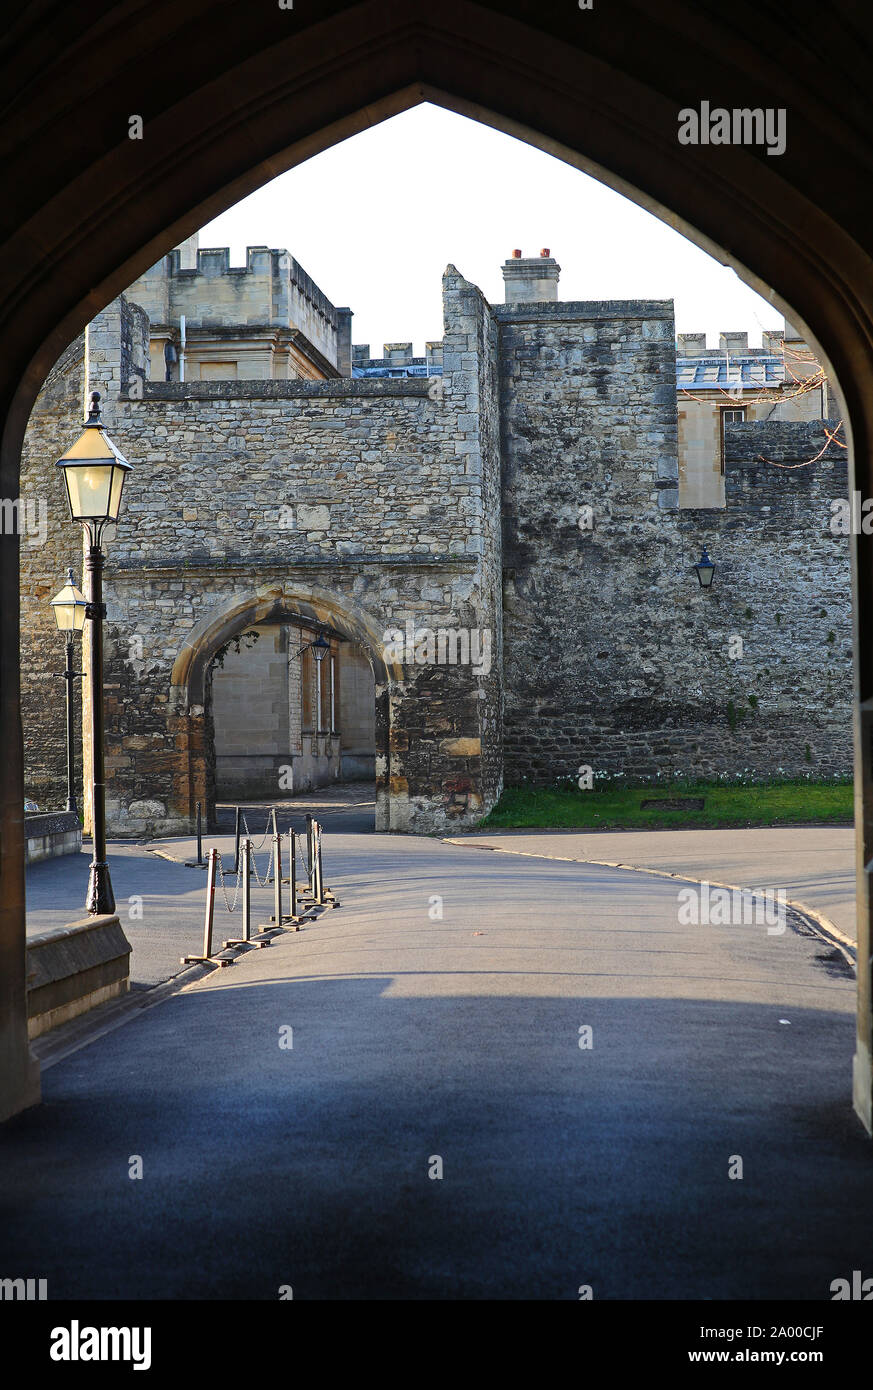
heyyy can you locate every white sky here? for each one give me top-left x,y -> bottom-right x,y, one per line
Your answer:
200,104 -> 784,357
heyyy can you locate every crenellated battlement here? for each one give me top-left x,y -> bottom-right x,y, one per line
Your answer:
165,245 -> 340,330
127,236 -> 351,376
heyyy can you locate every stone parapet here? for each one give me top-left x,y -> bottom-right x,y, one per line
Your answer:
24,811 -> 81,864
26,915 -> 131,1038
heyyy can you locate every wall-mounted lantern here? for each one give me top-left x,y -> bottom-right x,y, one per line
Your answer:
309,631 -> 330,664
694,546 -> 716,589
293,627 -> 332,661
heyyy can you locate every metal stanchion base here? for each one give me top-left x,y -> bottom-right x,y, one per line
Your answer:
180,952 -> 235,967
259,917 -> 304,932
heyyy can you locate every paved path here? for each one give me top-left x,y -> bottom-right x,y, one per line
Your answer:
447,826 -> 857,946
3,833 -> 869,1300
26,845 -> 213,986
24,783 -> 377,985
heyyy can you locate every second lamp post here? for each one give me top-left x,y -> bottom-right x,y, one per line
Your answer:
50,568 -> 87,815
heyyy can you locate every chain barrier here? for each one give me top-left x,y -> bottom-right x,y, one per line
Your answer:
215,850 -> 244,914
241,809 -> 274,852
185,816 -> 341,966
250,840 -> 274,888
296,835 -> 312,885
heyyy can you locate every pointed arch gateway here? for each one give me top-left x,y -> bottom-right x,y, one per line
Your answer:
169,583 -> 401,831
2,0 -> 873,1130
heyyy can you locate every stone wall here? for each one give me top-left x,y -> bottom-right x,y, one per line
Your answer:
76,267 -> 502,835
18,339 -> 81,810
500,299 -> 679,782
19,276 -> 854,832
502,389 -> 851,785
15,318 -> 128,810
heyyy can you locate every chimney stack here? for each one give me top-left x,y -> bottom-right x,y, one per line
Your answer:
502,249 -> 561,303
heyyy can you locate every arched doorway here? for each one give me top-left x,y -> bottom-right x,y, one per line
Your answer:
209,620 -> 376,804
168,583 -> 396,832
3,2 -> 873,1135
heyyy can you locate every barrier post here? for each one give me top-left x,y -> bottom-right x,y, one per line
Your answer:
273,829 -> 283,925
232,806 -> 241,875
317,820 -> 338,907
314,820 -> 323,905
202,846 -> 216,952
224,837 -> 272,949
289,830 -> 297,919
242,837 -> 252,941
182,848 -> 233,964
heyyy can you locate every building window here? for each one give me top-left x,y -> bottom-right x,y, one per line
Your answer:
329,654 -> 338,734
719,406 -> 746,473
318,645 -> 332,733
301,644 -> 314,733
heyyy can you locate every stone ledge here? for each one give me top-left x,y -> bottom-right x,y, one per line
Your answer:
109,555 -> 480,575
494,300 -> 674,322
142,378 -> 431,401
26,915 -> 132,1037
25,811 -> 82,864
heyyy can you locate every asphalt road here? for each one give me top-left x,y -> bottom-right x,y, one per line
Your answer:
25,845 -> 213,986
450,825 -> 856,944
3,833 -> 869,1300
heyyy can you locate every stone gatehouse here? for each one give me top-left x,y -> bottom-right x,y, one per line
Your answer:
19,248 -> 852,836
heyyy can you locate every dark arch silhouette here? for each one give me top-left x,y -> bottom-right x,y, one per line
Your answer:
3,1 -> 873,1132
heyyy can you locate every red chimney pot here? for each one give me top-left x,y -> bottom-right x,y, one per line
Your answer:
540,248 -> 550,257
512,249 -> 522,258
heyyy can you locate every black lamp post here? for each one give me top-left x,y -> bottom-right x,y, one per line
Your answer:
55,391 -> 132,915
694,546 -> 716,589
50,568 -> 87,814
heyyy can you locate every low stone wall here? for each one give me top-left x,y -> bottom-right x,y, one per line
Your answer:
24,811 -> 82,864
26,915 -> 132,1038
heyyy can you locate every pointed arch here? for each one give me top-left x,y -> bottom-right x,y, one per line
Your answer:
169,582 -> 401,832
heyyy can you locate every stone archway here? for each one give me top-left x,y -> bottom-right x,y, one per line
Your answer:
169,583 -> 401,832
3,1 -> 873,1134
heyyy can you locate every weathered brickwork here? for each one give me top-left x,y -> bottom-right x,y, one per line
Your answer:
501,404 -> 851,784
19,271 -> 854,832
28,267 -> 502,834
19,340 -> 85,810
